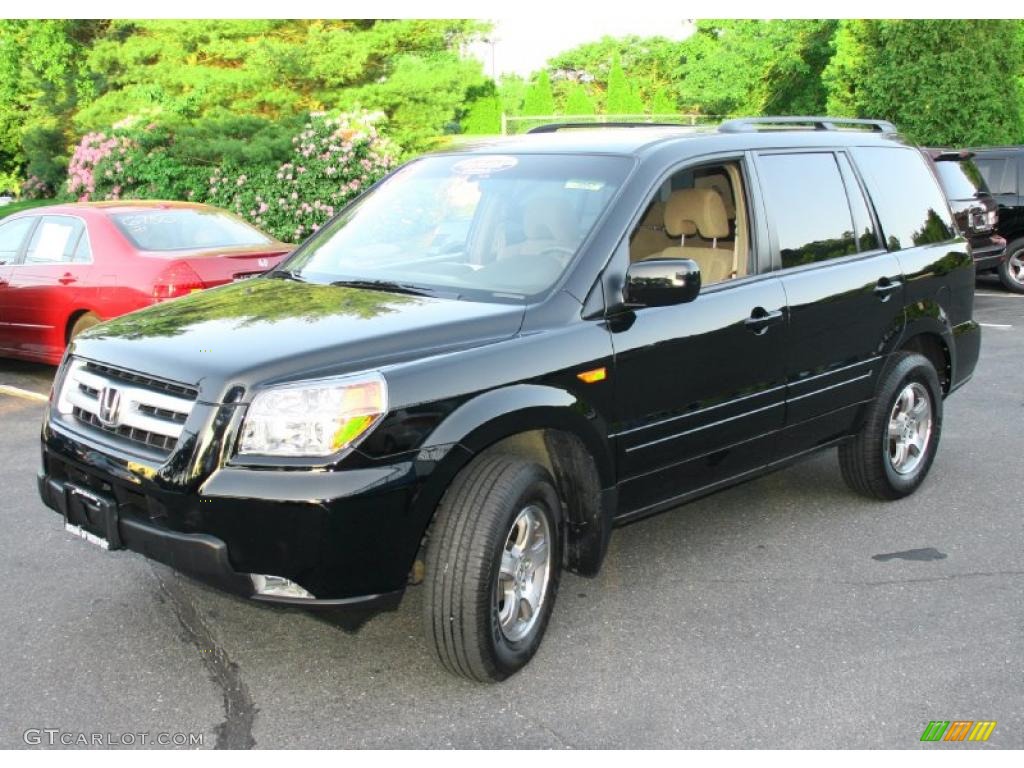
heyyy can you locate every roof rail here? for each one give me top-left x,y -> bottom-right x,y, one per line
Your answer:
718,116 -> 897,134
526,122 -> 690,134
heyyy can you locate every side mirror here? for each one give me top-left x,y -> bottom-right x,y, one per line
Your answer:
624,258 -> 701,308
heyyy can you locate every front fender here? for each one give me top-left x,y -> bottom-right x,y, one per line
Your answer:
422,383 -> 614,486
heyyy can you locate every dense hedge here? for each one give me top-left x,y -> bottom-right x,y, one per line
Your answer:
67,112 -> 398,242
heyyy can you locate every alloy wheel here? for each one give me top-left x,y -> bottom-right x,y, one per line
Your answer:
495,504 -> 552,642
887,382 -> 933,475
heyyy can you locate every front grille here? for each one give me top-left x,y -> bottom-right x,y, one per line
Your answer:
84,361 -> 198,400
73,407 -> 178,453
57,358 -> 197,459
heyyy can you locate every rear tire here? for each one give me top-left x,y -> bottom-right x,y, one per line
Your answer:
68,312 -> 101,341
423,453 -> 562,682
998,240 -> 1024,294
839,352 -> 943,500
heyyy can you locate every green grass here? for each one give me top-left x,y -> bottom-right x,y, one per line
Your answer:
0,199 -> 54,219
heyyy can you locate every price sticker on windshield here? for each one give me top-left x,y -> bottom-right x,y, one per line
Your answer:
452,156 -> 518,176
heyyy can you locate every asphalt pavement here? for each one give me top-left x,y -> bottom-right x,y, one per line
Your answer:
0,282 -> 1021,748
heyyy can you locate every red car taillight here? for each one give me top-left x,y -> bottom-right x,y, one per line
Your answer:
152,261 -> 206,299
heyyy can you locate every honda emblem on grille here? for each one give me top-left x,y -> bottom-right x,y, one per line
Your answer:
97,386 -> 122,427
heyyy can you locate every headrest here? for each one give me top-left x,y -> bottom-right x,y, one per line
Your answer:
664,188 -> 729,239
695,174 -> 736,219
523,196 -> 576,242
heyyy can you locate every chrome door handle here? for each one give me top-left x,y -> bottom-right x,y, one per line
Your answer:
744,307 -> 784,334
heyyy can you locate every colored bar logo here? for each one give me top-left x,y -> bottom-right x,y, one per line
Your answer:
920,720 -> 997,742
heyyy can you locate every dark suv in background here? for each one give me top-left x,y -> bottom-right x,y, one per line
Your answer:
38,116 -> 980,682
925,149 -> 1005,273
971,146 -> 1024,292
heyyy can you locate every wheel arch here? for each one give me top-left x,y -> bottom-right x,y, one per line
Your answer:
411,384 -> 616,577
898,331 -> 952,394
64,308 -> 100,343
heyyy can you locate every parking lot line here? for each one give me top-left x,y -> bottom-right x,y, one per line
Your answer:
975,292 -> 1024,298
0,385 -> 48,403
979,323 -> 1013,329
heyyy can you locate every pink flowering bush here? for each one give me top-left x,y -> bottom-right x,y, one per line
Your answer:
66,132 -> 135,201
20,175 -> 52,200
204,112 -> 397,242
77,112 -> 396,243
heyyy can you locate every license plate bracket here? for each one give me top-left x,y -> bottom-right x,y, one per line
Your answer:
63,483 -> 123,550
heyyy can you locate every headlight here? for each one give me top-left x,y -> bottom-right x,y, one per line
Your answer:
237,372 -> 387,458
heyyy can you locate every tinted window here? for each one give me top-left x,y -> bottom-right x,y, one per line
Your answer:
836,153 -> 880,252
24,216 -> 84,265
933,159 -> 987,199
974,156 -> 1017,195
0,216 -> 34,265
112,209 -> 271,251
852,147 -> 955,250
758,152 -> 857,269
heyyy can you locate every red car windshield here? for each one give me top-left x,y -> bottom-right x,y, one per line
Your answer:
111,209 -> 272,251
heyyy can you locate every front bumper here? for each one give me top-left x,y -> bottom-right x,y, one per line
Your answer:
38,417 -> 434,609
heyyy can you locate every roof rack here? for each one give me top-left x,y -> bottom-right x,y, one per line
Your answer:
526,122 -> 690,134
718,116 -> 897,134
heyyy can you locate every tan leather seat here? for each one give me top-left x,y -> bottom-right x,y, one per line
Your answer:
695,173 -> 736,219
653,188 -> 734,284
500,196 -> 577,260
630,201 -> 674,261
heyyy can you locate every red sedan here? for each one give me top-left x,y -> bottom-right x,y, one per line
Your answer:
0,201 -> 290,364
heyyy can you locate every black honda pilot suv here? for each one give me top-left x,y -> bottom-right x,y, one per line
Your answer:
39,117 -> 980,682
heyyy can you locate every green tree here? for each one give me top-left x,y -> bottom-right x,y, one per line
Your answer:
76,20 -> 489,156
462,91 -> 502,134
606,54 -> 645,115
522,70 -> 555,116
547,34 -> 682,109
496,74 -> 527,117
650,89 -> 677,116
564,83 -> 596,116
675,20 -> 835,116
0,20 -> 106,187
824,20 -> 1024,145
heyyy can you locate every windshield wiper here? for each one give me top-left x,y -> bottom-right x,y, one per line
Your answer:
329,278 -> 439,297
268,268 -> 307,282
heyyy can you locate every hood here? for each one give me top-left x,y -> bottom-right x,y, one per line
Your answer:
72,278 -> 525,403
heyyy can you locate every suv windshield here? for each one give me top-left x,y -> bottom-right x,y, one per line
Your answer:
278,153 -> 632,301
112,209 -> 272,251
933,158 -> 988,200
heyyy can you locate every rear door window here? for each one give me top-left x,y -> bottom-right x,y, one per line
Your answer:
836,153 -> 881,252
851,147 -> 955,250
24,216 -> 86,265
756,152 -> 858,269
974,156 -> 1018,195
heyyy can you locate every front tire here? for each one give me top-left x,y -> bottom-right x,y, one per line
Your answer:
839,352 -> 943,500
997,240 -> 1024,294
423,453 -> 562,682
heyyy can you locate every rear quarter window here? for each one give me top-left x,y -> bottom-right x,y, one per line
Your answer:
933,159 -> 987,199
852,147 -> 955,250
974,156 -> 1018,195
